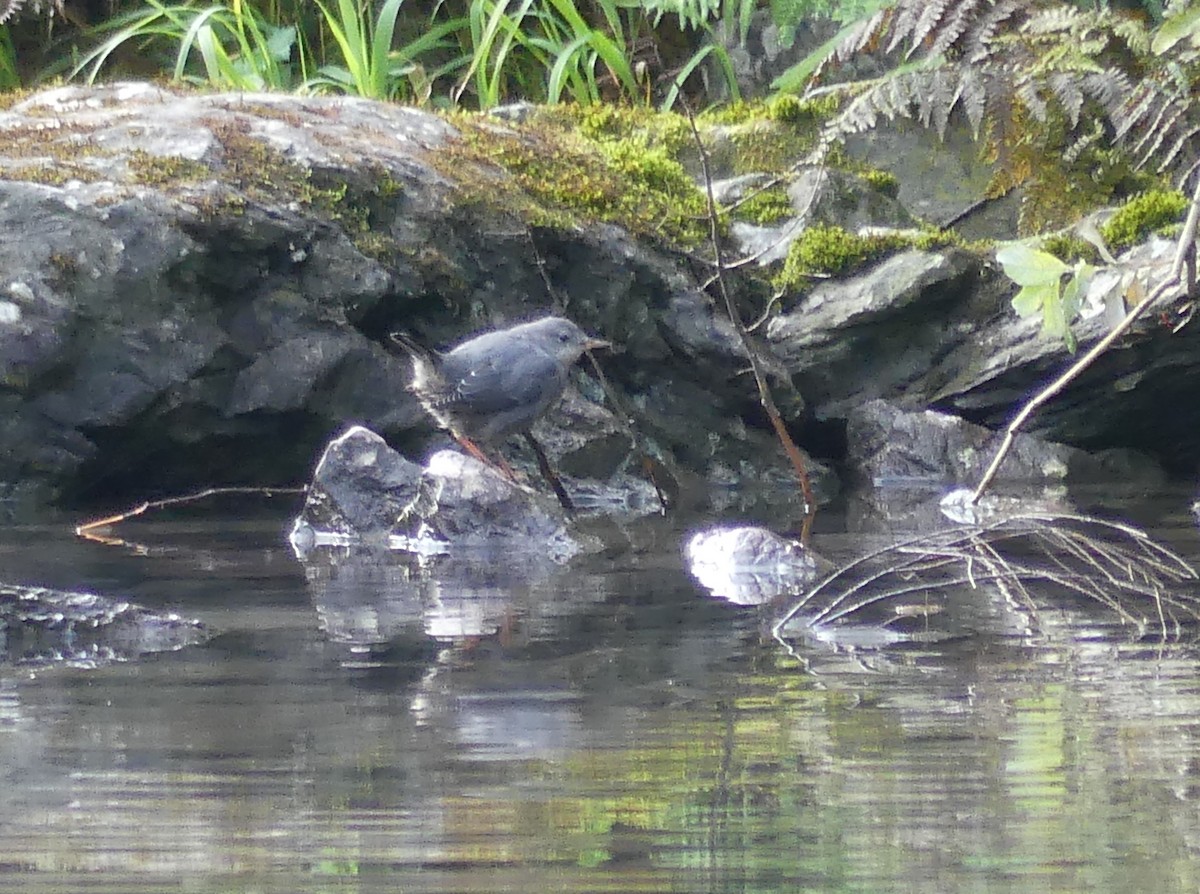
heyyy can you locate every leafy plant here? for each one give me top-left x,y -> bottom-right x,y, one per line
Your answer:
304,0 -> 466,100
996,242 -> 1094,352
0,24 -> 17,89
71,0 -> 300,90
788,0 -> 1200,201
453,0 -> 643,108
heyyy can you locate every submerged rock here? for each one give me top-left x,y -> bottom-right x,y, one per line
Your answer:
0,583 -> 208,666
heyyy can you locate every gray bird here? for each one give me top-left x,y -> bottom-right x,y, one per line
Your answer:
389,317 -> 609,484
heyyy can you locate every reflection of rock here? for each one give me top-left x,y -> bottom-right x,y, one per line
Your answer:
685,526 -> 825,606
290,426 -> 593,559
301,543 -> 611,657
0,583 -> 208,666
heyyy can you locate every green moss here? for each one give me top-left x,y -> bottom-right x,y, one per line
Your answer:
780,224 -> 872,281
773,223 -> 961,291
439,113 -> 713,246
3,162 -> 100,185
726,121 -> 818,176
1041,233 -> 1095,263
553,104 -> 692,156
767,93 -> 839,125
698,100 -> 768,127
733,185 -> 792,225
1100,188 -> 1188,252
127,149 -> 210,186
860,168 -> 900,199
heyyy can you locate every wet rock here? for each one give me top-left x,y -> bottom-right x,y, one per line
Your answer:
290,426 -> 598,559
0,583 -> 208,666
767,248 -> 984,416
408,450 -> 583,558
685,525 -> 826,605
1,83 -> 1198,514
291,426 -> 424,543
845,399 -> 1165,487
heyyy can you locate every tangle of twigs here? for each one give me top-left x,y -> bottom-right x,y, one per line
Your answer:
773,512 -> 1200,647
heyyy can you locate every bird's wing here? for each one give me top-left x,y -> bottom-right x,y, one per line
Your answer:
446,343 -> 562,415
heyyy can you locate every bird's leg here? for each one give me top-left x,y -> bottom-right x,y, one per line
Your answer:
455,434 -> 520,482
523,431 -> 575,513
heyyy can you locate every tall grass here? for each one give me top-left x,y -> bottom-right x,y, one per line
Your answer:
71,0 -> 299,90
304,0 -> 467,100
0,25 -> 17,89
63,0 -> 740,109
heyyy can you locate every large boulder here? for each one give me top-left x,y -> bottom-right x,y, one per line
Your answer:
0,83 -> 804,512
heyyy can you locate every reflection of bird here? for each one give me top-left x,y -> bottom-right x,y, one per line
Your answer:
390,317 -> 609,506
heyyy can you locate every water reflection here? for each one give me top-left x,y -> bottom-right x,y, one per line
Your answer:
1,495 -> 1200,891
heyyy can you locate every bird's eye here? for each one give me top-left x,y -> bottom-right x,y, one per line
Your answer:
558,332 -> 571,342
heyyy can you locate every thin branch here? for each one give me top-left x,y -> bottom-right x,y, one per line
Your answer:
973,178 -> 1200,502
75,485 -> 307,541
679,100 -> 817,530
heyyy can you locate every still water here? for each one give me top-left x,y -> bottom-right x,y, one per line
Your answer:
4,487 -> 1200,893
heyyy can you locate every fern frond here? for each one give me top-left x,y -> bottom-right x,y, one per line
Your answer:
964,0 -> 1024,62
929,0 -> 988,58
1048,71 -> 1084,126
907,0 -> 957,58
959,66 -> 989,137
835,7 -> 893,60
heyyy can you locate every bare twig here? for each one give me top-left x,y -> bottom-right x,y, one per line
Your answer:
973,179 -> 1200,502
773,512 -> 1200,645
75,485 -> 306,541
678,101 -> 816,531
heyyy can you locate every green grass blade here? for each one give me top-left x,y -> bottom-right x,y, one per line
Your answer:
546,31 -> 590,102
369,0 -> 406,97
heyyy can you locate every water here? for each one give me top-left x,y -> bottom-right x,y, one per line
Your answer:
4,488 -> 1200,893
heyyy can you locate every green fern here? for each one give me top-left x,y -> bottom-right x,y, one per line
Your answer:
802,0 -> 1200,199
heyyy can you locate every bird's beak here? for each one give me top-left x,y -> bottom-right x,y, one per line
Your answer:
584,337 -> 611,351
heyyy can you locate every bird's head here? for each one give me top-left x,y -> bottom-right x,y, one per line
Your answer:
530,317 -> 611,363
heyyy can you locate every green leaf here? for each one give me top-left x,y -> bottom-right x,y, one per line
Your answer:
1152,5 -> 1200,55
1011,283 -> 1052,319
1059,261 -> 1094,324
995,243 -> 1070,288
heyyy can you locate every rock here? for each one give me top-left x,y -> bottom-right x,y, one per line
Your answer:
0,83 -> 1198,515
290,425 -> 424,543
843,119 -> 1019,239
845,399 -> 1165,487
0,582 -> 209,666
685,525 -> 826,605
289,426 -> 599,560
406,450 -> 584,559
0,84 -> 810,510
767,247 -> 984,415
